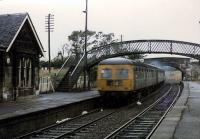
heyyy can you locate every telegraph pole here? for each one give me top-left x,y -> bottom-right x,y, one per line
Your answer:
45,14 -> 54,73
83,0 -> 88,90
199,21 -> 200,65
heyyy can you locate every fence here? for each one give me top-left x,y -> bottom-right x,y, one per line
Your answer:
39,76 -> 55,93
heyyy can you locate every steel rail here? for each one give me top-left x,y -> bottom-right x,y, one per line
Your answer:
55,111 -> 117,139
55,85 -> 171,139
16,108 -> 101,139
104,85 -> 174,139
145,85 -> 181,139
16,84 -> 170,139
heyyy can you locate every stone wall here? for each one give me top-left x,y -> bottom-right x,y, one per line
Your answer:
3,59 -> 14,101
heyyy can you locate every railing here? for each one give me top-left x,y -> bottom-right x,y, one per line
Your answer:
39,76 -> 55,93
52,51 -> 76,88
69,53 -> 86,88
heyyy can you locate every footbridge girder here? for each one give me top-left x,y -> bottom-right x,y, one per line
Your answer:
87,40 -> 200,67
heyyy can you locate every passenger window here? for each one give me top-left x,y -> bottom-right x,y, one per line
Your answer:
116,69 -> 128,79
101,69 -> 112,78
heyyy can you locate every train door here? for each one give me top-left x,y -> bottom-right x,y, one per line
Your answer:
156,70 -> 158,83
145,68 -> 147,87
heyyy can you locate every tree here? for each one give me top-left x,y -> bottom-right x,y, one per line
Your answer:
93,32 -> 116,48
68,30 -> 96,58
40,60 -> 48,67
67,30 -> 117,57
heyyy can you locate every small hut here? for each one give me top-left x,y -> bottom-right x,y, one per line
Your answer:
0,13 -> 44,101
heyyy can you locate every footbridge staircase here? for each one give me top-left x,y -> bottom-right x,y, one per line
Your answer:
53,51 -> 85,91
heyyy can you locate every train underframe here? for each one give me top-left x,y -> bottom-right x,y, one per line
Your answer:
100,81 -> 165,106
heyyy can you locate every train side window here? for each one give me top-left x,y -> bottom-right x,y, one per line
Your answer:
101,69 -> 112,78
116,69 -> 128,79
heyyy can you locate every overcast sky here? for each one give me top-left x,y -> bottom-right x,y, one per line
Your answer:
1,0 -> 200,59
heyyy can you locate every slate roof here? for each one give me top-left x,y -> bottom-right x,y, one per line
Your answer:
0,13 -> 44,56
0,13 -> 27,49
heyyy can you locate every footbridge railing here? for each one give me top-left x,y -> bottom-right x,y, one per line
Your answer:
87,40 -> 200,66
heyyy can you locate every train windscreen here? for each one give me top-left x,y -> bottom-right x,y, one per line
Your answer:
101,69 -> 112,78
116,69 -> 128,79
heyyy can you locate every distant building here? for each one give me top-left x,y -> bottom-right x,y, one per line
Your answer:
0,13 -> 44,101
165,70 -> 182,81
144,57 -> 191,80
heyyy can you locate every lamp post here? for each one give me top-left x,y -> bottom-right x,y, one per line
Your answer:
83,0 -> 88,90
199,21 -> 200,65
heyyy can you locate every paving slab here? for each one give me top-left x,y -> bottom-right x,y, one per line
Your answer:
0,91 -> 100,120
151,81 -> 200,139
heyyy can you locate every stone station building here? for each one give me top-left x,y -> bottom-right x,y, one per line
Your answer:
0,13 -> 44,101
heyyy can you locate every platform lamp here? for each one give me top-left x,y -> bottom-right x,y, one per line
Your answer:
199,21 -> 200,65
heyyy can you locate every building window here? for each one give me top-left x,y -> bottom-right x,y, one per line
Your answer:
18,57 -> 32,88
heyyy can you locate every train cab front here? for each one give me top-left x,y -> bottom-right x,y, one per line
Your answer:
96,64 -> 134,98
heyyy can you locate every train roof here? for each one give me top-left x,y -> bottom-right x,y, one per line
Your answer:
99,57 -> 164,71
99,57 -> 133,65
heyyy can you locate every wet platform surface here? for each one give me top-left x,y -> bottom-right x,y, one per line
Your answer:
151,81 -> 200,139
0,91 -> 100,120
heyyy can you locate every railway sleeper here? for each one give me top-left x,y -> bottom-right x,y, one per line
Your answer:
46,129 -> 68,133
138,114 -> 163,118
147,110 -> 163,114
68,133 -> 83,138
127,125 -> 153,129
139,119 -> 158,123
136,120 -> 157,123
123,129 -> 150,132
118,133 -> 148,138
34,134 -> 59,138
131,124 -> 154,128
124,132 -> 148,135
134,123 -> 156,127
55,127 -> 75,131
42,132 -> 63,135
138,116 -> 160,119
125,129 -> 151,132
69,123 -> 85,126
115,135 -> 140,139
31,137 -> 49,139
79,129 -> 91,133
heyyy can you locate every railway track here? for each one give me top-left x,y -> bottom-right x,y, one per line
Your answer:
16,83 -> 179,139
16,109 -> 116,139
104,84 -> 180,139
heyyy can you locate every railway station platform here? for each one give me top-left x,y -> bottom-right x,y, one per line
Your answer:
151,81 -> 200,139
0,91 -> 100,120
